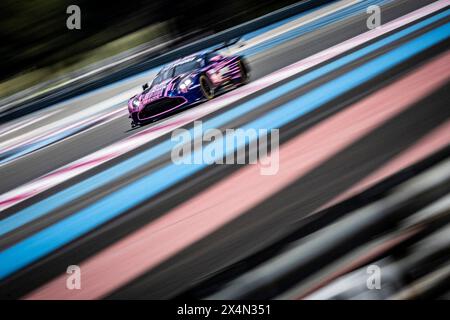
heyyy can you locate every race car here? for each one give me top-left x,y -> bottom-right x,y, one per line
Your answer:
127,50 -> 249,127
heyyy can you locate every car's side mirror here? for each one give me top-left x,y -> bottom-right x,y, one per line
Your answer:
142,83 -> 149,90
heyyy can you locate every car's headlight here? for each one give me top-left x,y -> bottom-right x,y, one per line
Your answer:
179,78 -> 193,93
132,98 -> 140,108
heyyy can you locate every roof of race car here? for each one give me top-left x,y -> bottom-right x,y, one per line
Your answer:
161,53 -> 204,72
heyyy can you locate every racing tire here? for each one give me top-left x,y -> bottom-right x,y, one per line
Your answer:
200,75 -> 215,100
238,59 -> 250,85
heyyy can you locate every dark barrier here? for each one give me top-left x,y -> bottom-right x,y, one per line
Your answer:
207,156 -> 450,299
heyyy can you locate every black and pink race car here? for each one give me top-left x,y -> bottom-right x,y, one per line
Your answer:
128,50 -> 249,128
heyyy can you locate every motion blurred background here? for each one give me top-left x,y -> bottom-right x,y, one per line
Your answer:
0,0 -> 449,300
0,0 -> 297,99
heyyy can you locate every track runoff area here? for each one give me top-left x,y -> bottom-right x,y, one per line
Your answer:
0,0 -> 448,307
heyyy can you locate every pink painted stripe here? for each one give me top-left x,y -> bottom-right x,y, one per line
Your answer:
2,1 -> 446,212
300,119 -> 450,295
24,50 -> 450,300
315,119 -> 450,212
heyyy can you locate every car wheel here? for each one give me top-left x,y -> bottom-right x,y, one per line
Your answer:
200,75 -> 215,100
238,59 -> 250,85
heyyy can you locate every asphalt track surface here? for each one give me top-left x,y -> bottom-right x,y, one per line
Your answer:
0,0 -> 449,299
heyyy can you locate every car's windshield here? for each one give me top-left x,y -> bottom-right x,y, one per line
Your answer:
173,60 -> 202,77
151,58 -> 202,87
151,68 -> 173,86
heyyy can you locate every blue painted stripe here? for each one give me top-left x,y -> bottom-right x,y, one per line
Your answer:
0,21 -> 449,279
0,9 -> 448,239
241,0 -> 391,56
